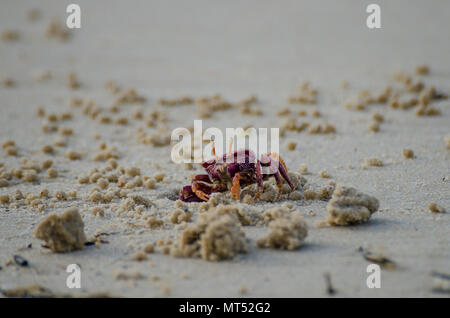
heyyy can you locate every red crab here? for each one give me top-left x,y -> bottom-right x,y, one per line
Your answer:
179,144 -> 294,202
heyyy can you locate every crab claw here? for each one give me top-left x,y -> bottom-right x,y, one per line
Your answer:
179,185 -> 204,202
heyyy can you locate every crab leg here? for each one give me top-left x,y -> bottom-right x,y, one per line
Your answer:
253,160 -> 263,201
269,153 -> 295,190
192,182 -> 211,201
192,174 -> 212,183
231,173 -> 242,200
211,141 -> 219,161
191,174 -> 228,202
191,174 -> 214,202
273,171 -> 284,200
179,185 -> 203,202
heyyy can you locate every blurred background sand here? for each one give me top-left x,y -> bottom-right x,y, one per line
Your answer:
0,0 -> 449,297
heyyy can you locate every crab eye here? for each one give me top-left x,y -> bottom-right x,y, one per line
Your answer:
260,154 -> 270,164
202,159 -> 215,168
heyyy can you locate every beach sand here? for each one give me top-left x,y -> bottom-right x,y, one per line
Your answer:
0,0 -> 449,297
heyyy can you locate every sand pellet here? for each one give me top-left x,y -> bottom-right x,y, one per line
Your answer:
53,137 -> 67,147
6,146 -> 18,156
55,191 -> 67,201
316,182 -> 336,201
170,209 -> 192,224
12,168 -> 23,179
12,189 -> 23,200
1,77 -> 15,87
67,73 -> 80,89
90,173 -> 102,183
60,112 -> 73,121
415,65 -> 430,75
91,207 -> 105,217
369,122 -> 380,133
319,170 -> 331,178
303,189 -> 315,200
99,116 -> 112,124
372,112 -> 384,123
47,168 -> 58,178
3,140 -> 15,149
78,175 -> 89,184
46,18 -> 70,41
444,136 -> 450,149
23,170 -> 38,182
0,194 -> 10,203
89,191 -> 103,203
1,30 -> 20,41
97,178 -> 109,189
40,161 -> 50,171
154,173 -> 165,182
144,244 -> 155,254
125,166 -> 140,177
286,141 -> 297,151
66,150 -> 82,160
115,117 -> 129,125
128,194 -> 151,207
47,114 -> 58,123
59,127 -> 73,136
144,179 -> 156,189
40,189 -> 49,198
365,158 -> 383,167
147,216 -> 164,228
107,159 -> 118,169
428,203 -> 445,214
277,108 -> 291,116
402,149 -> 414,159
298,165 -> 308,175
1,171 -> 13,181
311,109 -> 321,117
41,145 -> 54,154
0,179 -> 9,187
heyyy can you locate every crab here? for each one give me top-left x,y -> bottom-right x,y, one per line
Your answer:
179,143 -> 295,202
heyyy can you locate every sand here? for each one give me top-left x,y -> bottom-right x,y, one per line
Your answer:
0,0 -> 449,297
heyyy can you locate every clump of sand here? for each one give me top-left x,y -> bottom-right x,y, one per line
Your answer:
257,209 -> 308,250
197,171 -> 306,206
198,191 -> 234,210
243,171 -> 307,203
209,204 -> 253,226
262,206 -> 291,224
170,208 -> 192,224
34,208 -> 86,252
322,184 -> 379,226
170,209 -> 247,261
